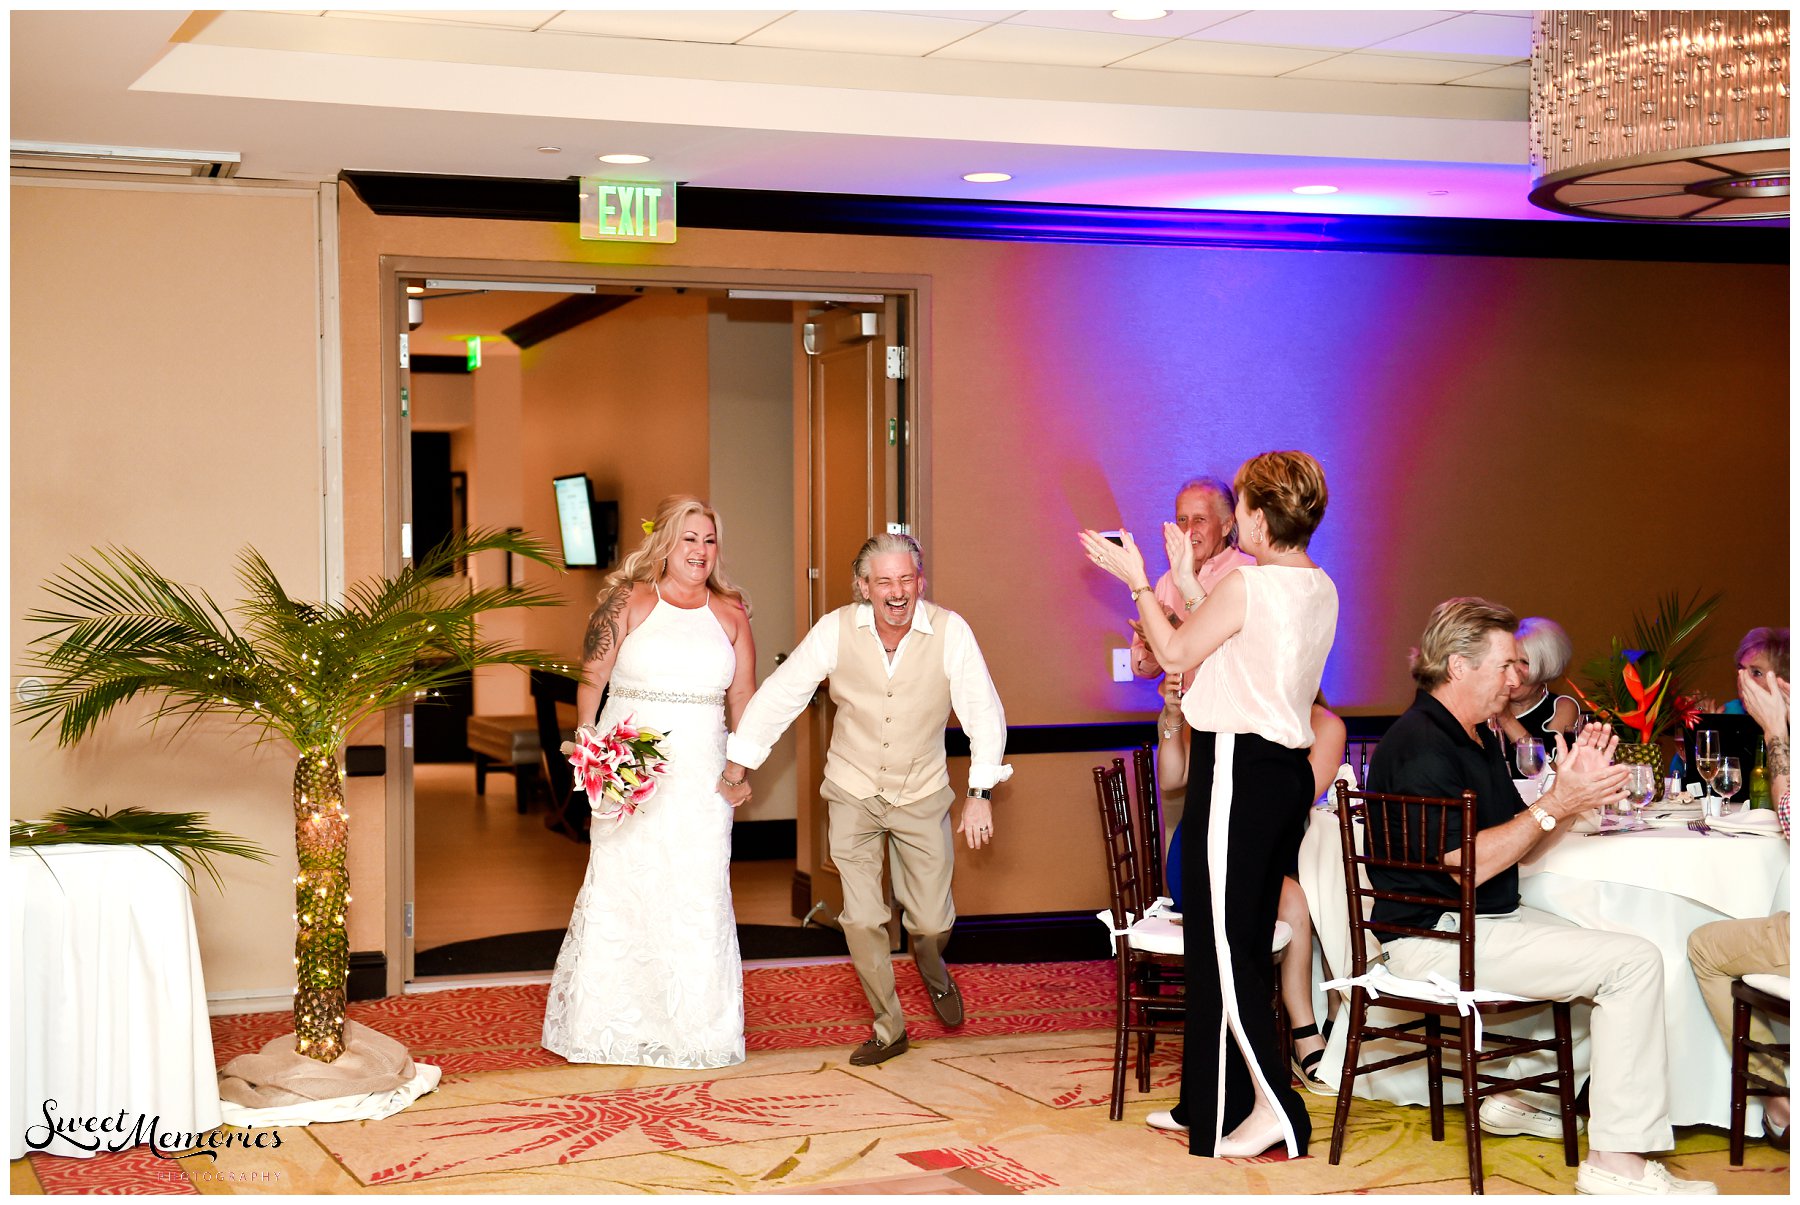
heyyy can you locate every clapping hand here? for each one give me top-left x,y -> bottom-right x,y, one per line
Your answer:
1165,522 -> 1201,601
1078,529 -> 1150,592
1541,722 -> 1628,820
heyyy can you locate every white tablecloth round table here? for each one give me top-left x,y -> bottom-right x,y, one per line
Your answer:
10,844 -> 222,1159
1519,820 -> 1790,1134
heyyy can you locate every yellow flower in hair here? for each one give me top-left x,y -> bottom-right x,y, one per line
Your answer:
640,518 -> 655,535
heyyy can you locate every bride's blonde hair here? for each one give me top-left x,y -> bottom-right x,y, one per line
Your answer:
602,494 -> 752,616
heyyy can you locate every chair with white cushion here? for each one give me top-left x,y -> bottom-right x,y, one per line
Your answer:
1093,757 -> 1295,1120
1327,782 -> 1579,1194
1729,973 -> 1790,1165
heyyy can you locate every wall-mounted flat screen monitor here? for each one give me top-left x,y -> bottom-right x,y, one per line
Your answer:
552,474 -> 617,569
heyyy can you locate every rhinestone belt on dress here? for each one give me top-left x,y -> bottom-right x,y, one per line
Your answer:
610,685 -> 725,706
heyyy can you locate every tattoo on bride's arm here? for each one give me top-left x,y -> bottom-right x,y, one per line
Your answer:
1768,736 -> 1789,781
583,587 -> 630,662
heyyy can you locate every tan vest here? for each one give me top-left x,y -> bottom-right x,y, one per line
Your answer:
822,601 -> 954,805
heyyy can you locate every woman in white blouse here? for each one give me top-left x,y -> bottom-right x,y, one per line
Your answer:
1082,450 -> 1337,1161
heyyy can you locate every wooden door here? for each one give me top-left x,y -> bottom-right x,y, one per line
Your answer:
794,304 -> 898,930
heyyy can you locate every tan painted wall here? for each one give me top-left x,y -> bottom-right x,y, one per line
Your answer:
514,293 -> 712,661
339,185 -> 1787,939
11,177 -> 326,1000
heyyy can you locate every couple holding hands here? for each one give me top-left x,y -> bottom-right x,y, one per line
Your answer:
541,495 -> 1008,1071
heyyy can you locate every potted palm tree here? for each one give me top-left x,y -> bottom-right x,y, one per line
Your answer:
16,530 -> 576,1064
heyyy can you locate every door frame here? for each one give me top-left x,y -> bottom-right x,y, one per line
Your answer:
375,254 -> 932,994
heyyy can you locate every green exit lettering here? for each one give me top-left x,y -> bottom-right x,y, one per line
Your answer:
579,178 -> 678,244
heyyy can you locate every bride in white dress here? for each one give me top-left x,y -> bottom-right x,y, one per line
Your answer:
542,495 -> 758,1069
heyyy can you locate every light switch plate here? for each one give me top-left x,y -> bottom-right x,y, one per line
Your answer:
1111,648 -> 1132,683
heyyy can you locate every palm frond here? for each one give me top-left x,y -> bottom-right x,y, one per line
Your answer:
10,806 -> 271,893
20,534 -> 576,755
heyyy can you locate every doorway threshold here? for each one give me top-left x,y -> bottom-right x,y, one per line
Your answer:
406,970 -> 552,993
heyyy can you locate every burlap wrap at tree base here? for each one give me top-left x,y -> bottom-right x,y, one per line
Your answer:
218,1020 -> 419,1109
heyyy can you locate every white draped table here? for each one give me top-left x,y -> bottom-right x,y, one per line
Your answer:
1518,822 -> 1790,1133
10,844 -> 222,1159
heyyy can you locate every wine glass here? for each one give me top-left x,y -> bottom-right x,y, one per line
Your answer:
1623,764 -> 1655,825
1515,738 -> 1547,800
1695,729 -> 1722,804
1715,756 -> 1743,813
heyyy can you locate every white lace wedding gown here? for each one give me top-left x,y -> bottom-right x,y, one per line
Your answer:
542,587 -> 745,1068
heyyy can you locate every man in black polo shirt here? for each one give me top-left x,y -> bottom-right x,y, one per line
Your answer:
1367,598 -> 1715,1197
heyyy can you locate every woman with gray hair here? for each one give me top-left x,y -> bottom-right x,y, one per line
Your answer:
1495,616 -> 1579,753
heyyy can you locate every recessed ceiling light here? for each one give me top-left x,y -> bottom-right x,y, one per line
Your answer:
1292,185 -> 1339,195
537,146 -> 561,154
406,285 -> 425,295
962,171 -> 1012,183
598,153 -> 652,165
1427,189 -> 1450,196
1111,7 -> 1168,19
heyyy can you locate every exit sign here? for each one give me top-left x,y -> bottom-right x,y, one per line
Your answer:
579,178 -> 676,243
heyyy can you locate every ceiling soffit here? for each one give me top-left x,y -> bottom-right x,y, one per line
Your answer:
149,10 -> 1524,166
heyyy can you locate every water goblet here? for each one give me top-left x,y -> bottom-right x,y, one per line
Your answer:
1623,763 -> 1655,825
1715,756 -> 1743,813
1695,729 -> 1722,803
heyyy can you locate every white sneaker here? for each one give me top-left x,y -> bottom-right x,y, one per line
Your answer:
1576,1160 -> 1717,1195
1146,1110 -> 1188,1133
1479,1096 -> 1584,1140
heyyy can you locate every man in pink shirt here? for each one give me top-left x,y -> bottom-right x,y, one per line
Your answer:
1130,476 -> 1256,681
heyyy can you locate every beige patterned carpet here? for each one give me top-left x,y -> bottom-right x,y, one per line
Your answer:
11,960 -> 1789,1195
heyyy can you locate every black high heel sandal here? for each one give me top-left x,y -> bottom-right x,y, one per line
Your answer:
1289,1020 -> 1332,1094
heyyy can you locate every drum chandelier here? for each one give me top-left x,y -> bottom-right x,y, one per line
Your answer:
1529,10 -> 1789,220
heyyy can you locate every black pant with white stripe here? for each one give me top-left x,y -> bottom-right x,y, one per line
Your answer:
1174,727 -> 1313,1158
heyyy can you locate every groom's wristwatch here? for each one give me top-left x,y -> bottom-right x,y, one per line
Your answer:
966,788 -> 991,800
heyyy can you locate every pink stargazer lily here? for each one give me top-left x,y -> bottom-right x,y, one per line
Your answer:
564,712 -> 673,826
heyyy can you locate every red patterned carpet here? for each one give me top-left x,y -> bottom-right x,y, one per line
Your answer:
16,959 -> 1787,1196
24,959 -> 1115,1194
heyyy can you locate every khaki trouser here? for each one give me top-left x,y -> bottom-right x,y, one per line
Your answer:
1688,911 -> 1790,1087
1382,905 -> 1674,1154
822,778 -> 957,1044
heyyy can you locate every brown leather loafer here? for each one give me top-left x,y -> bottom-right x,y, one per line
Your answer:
928,979 -> 965,1028
849,1033 -> 910,1066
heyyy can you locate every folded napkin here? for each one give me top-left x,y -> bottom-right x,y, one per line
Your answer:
1712,809 -> 1783,836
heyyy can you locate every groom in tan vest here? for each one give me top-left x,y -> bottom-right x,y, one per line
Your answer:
720,533 -> 1011,1065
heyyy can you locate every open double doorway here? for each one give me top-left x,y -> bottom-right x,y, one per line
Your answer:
379,258 -> 928,989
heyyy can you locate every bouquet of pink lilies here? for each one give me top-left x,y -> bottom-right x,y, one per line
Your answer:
562,715 -> 671,826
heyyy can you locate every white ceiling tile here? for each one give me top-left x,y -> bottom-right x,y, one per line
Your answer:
324,10 -> 558,31
1371,12 -> 1531,58
1446,62 -> 1530,89
877,10 -> 1022,23
1005,10 -> 1245,39
1191,10 -> 1458,52
1285,51 -> 1489,85
1111,39 -> 1341,77
540,11 -> 791,43
738,11 -> 986,56
928,24 -> 1167,68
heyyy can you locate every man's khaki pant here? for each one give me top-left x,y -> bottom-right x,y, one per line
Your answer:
822,779 -> 957,1044
1687,911 -> 1790,1087
1382,905 -> 1674,1153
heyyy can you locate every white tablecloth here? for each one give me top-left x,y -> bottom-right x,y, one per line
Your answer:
10,844 -> 222,1159
1518,824 -> 1790,1133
